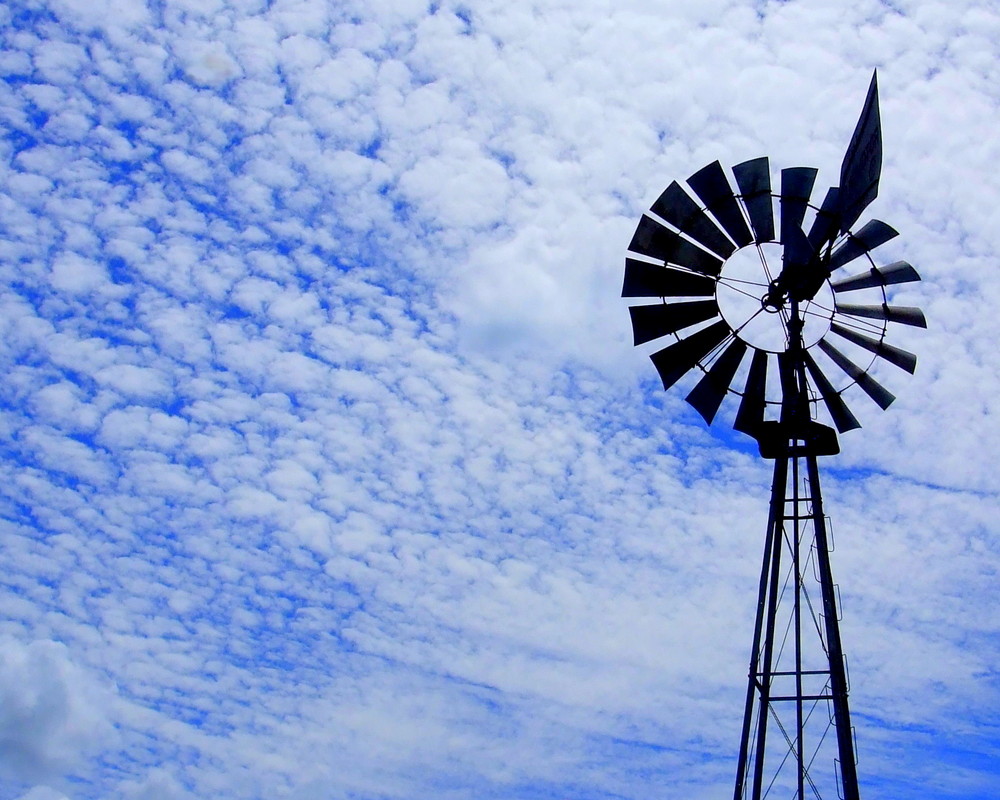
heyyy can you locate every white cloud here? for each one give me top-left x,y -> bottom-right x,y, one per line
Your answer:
16,787 -> 72,800
0,1 -> 996,799
0,639 -> 114,782
115,767 -> 191,800
176,41 -> 243,88
50,254 -> 108,295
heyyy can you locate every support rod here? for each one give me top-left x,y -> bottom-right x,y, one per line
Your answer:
733,302 -> 861,800
733,455 -> 787,800
806,452 -> 861,800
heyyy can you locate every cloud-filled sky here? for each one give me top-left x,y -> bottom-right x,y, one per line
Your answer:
0,1 -> 997,798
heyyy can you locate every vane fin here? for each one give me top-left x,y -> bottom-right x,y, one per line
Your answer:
807,187 -> 842,252
839,70 -> 882,232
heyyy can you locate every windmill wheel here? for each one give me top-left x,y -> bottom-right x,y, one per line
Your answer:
623,156 -> 926,439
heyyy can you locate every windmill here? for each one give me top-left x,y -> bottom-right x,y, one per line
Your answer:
623,72 -> 924,799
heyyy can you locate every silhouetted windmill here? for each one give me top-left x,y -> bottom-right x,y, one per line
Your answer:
623,72 -> 924,799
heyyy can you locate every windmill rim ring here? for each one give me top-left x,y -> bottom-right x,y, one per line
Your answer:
681,193 -> 893,404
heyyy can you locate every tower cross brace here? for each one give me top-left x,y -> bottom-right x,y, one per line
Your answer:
734,307 -> 860,800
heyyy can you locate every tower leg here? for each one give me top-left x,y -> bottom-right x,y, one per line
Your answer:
806,452 -> 860,800
733,447 -> 861,800
734,455 -> 786,800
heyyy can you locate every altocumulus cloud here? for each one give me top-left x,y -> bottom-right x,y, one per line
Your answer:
0,1 -> 997,800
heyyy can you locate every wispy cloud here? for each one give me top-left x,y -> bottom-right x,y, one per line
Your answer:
0,1 -> 996,799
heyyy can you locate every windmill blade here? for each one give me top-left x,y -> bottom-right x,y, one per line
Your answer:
687,161 -> 754,248
818,338 -> 896,409
829,322 -> 917,373
734,348 -> 768,435
803,351 -> 861,433
622,259 -> 716,298
629,301 -> 721,345
686,338 -> 748,424
831,261 -> 921,292
777,169 -> 820,299
650,320 -> 731,391
828,219 -> 898,271
782,219 -> 815,275
839,70 -> 882,233
628,215 -> 724,275
733,157 -> 775,243
807,186 -> 842,252
651,182 -> 736,259
781,217 -> 832,303
779,167 -> 818,242
775,350 -> 801,424
835,302 -> 927,328
777,351 -> 798,408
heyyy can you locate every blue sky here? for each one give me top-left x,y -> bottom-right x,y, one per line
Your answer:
0,1 -> 997,799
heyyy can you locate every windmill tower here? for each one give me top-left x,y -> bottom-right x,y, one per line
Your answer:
622,73 -> 924,799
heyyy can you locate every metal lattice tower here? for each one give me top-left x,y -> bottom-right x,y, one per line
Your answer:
621,72 -> 925,799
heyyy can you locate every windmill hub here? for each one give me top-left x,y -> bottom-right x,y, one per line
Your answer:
761,281 -> 786,313
715,243 -> 834,352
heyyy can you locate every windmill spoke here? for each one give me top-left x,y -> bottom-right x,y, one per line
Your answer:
755,242 -> 776,285
717,275 -> 772,289
701,331 -> 738,367
827,314 -> 887,338
718,281 -> 770,304
733,306 -> 768,337
799,305 -> 835,324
